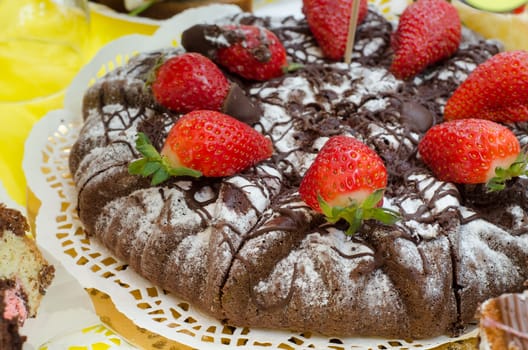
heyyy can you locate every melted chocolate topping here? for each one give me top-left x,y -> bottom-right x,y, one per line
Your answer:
182,23 -> 275,64
181,24 -> 219,58
400,101 -> 435,133
222,83 -> 261,124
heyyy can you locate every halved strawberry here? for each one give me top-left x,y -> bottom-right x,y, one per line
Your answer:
129,110 -> 273,184
390,0 -> 461,80
151,52 -> 260,124
444,50 -> 528,123
418,118 -> 527,190
182,24 -> 289,81
299,135 -> 399,235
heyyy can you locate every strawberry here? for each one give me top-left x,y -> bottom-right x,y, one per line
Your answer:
181,24 -> 288,81
390,0 -> 461,80
152,53 -> 229,112
513,5 -> 526,14
418,118 -> 527,190
444,50 -> 528,123
151,52 -> 259,123
128,110 -> 273,184
302,0 -> 368,60
299,135 -> 399,235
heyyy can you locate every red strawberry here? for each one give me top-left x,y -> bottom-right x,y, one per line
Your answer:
182,24 -> 288,81
513,5 -> 526,14
390,0 -> 461,80
418,118 -> 527,190
299,135 -> 399,235
151,53 -> 259,123
152,53 -> 229,112
129,110 -> 273,184
302,0 -> 368,60
444,50 -> 528,123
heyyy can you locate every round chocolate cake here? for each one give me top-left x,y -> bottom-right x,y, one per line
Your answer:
68,5 -> 528,340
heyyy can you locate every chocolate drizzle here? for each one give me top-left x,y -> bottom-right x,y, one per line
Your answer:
68,7 -> 528,340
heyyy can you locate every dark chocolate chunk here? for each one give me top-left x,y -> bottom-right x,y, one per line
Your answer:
400,101 -> 435,132
222,83 -> 261,124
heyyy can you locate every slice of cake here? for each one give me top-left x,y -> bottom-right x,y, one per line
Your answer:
0,204 -> 55,350
479,291 -> 528,350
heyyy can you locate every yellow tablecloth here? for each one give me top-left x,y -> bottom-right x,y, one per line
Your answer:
0,6 -> 158,207
0,1 -> 266,206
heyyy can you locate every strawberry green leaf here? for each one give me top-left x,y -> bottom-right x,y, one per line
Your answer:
128,158 -> 148,175
151,168 -> 170,186
135,132 -> 160,159
362,189 -> 384,209
167,166 -> 203,178
319,197 -> 340,223
349,207 -> 364,235
486,152 -> 528,192
317,190 -> 401,236
145,55 -> 166,88
143,161 -> 162,176
128,132 -> 202,185
364,207 -> 401,225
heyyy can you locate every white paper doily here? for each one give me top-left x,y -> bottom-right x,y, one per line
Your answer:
24,3 -> 477,349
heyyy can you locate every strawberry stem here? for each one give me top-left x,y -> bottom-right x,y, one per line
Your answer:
128,132 -> 202,185
283,62 -> 304,74
486,152 -> 528,191
128,0 -> 157,16
145,55 -> 166,88
318,189 -> 400,235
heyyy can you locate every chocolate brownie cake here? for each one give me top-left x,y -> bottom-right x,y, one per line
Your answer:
0,204 -> 55,349
68,3 -> 528,340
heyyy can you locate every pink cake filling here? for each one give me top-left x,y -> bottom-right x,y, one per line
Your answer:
2,286 -> 28,326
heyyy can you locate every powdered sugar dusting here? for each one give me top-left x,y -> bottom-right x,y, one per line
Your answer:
458,220 -> 528,296
253,249 -> 295,303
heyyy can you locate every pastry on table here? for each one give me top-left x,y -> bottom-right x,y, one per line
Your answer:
478,290 -> 528,350
452,0 -> 528,50
91,0 -> 253,19
0,204 -> 55,350
68,0 -> 528,341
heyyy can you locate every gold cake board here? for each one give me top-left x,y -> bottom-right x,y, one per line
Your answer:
89,288 -> 479,350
